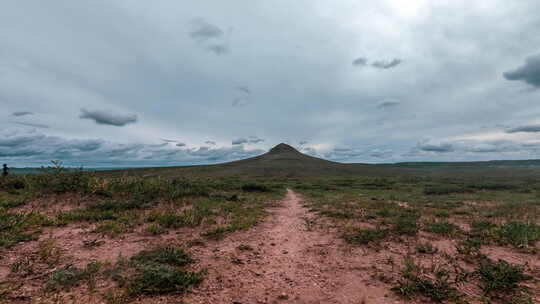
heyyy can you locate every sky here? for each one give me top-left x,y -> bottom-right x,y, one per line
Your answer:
1,0 -> 540,167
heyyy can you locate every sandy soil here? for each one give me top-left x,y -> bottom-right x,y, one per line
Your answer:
184,189 -> 405,304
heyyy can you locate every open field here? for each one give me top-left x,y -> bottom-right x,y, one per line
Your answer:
1,146 -> 539,303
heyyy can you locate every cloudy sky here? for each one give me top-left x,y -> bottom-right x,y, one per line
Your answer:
1,1 -> 540,167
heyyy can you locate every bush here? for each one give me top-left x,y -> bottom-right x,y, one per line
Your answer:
126,263 -> 202,296
475,258 -> 531,299
392,257 -> 461,302
45,262 -> 101,291
344,228 -> 389,245
241,183 -> 270,192
496,221 -> 540,248
425,221 -> 458,235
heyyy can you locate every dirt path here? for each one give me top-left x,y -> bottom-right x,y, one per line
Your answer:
185,189 -> 405,304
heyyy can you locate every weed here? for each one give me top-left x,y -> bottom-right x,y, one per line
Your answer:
425,221 -> 458,235
392,215 -> 419,236
145,223 -> 167,235
203,226 -> 231,240
344,228 -> 389,245
392,257 -> 461,302
496,221 -> 540,248
37,239 -> 63,265
45,261 -> 102,291
126,263 -> 202,295
416,242 -> 438,254
0,199 -> 25,209
475,258 -> 531,300
237,244 -> 253,251
241,183 -> 270,192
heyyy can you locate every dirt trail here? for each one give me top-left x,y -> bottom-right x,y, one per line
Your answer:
185,189 -> 404,304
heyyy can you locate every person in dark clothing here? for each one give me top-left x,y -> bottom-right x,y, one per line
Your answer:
2,164 -> 9,177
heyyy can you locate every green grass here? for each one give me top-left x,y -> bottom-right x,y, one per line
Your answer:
344,228 -> 389,245
126,263 -> 203,296
496,221 -> 540,248
45,261 -> 102,291
475,258 -> 531,301
425,221 -> 459,235
391,257 -> 462,303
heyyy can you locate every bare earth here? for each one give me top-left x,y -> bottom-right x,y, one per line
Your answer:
184,189 -> 405,304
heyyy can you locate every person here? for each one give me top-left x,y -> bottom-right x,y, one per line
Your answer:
2,164 -> 9,177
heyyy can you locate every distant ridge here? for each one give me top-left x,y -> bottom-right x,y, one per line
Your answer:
102,143 -> 540,178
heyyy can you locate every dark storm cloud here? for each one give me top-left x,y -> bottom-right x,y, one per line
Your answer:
207,44 -> 228,55
232,138 -> 248,145
79,109 -> 138,127
189,18 -> 224,40
352,57 -> 368,66
176,142 -> 187,147
416,140 -> 454,152
12,111 -> 34,117
376,100 -> 400,109
505,124 -> 540,133
237,86 -> 251,94
371,58 -> 403,69
11,122 -> 50,129
0,129 -> 262,166
413,138 -> 540,155
232,136 -> 264,145
161,138 -> 178,143
503,53 -> 540,87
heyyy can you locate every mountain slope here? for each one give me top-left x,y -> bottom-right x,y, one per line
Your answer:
105,143 -> 397,178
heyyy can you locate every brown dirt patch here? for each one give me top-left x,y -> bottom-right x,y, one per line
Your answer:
183,189 -> 407,304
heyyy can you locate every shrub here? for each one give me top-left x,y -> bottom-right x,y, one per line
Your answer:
475,258 -> 531,299
45,262 -> 101,291
241,183 -> 270,192
126,263 -> 202,296
344,228 -> 389,245
425,221 -> 458,235
416,242 -> 438,254
392,257 -> 461,303
496,221 -> 540,248
393,215 -> 419,236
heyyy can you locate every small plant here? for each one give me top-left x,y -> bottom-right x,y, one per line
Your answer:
344,228 -> 388,245
496,221 -> 540,248
45,261 -> 101,291
241,183 -> 270,192
126,263 -> 202,296
10,256 -> 35,277
37,239 -> 63,265
145,223 -> 167,235
0,199 -> 26,209
475,258 -> 531,300
203,226 -> 231,240
425,221 -> 458,235
94,221 -> 128,237
416,242 -> 438,254
237,244 -> 253,251
392,257 -> 461,302
455,237 -> 483,257
392,215 -> 419,236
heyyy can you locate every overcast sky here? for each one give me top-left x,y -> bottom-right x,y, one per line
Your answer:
2,1 -> 540,167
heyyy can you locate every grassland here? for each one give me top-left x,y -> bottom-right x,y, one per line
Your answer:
0,150 -> 539,303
